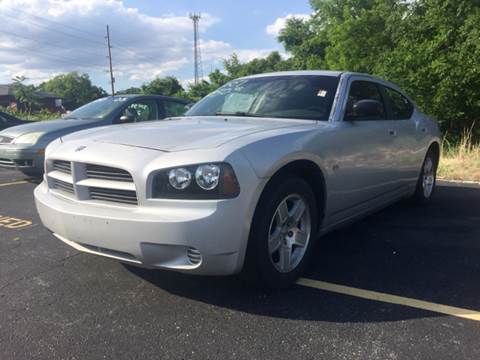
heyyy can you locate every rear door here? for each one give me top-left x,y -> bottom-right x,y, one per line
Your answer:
381,85 -> 420,187
327,78 -> 400,217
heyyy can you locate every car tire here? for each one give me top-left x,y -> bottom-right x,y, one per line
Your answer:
413,147 -> 438,204
241,176 -> 318,289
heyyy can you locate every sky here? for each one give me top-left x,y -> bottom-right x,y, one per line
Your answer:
0,0 -> 312,92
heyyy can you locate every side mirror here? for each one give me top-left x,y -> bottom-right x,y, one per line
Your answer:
118,114 -> 134,123
350,99 -> 384,120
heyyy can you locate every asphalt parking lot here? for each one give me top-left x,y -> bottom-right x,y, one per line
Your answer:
1,168 -> 480,360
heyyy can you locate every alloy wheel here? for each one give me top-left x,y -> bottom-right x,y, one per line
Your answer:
268,194 -> 311,273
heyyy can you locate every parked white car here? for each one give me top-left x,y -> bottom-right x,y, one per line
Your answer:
34,71 -> 441,288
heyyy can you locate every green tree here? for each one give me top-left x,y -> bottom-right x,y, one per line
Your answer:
376,0 -> 480,139
11,76 -> 40,114
277,0 -> 480,140
181,52 -> 293,101
278,17 -> 326,69
141,76 -> 184,97
208,69 -> 231,88
39,72 -> 106,110
223,51 -> 290,78
117,87 -> 142,95
186,80 -> 214,102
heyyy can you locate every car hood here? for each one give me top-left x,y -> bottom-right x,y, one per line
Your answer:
0,118 -> 102,137
68,116 -> 313,152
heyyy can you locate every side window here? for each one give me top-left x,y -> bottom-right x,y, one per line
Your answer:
164,101 -> 188,117
345,81 -> 386,120
383,87 -> 413,119
121,100 -> 158,122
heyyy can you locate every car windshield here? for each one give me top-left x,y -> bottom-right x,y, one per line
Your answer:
64,96 -> 129,119
186,75 -> 340,121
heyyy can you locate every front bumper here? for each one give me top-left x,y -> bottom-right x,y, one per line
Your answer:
34,181 -> 252,275
0,145 -> 44,175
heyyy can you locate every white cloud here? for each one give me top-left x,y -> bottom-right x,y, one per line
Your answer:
0,0 -> 273,89
200,40 -> 274,63
266,14 -> 310,36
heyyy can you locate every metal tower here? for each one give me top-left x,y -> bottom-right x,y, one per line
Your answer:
189,13 -> 203,85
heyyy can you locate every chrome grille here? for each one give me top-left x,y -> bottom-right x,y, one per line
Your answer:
86,164 -> 133,182
52,179 -> 74,194
187,247 -> 202,265
88,187 -> 138,205
52,160 -> 71,174
0,158 -> 15,166
47,160 -> 137,205
0,136 -> 13,144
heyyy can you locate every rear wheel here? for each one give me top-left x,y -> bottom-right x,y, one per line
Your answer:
413,148 -> 438,204
242,176 -> 318,288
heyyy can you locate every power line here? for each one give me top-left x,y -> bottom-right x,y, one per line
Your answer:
0,28 -> 105,58
0,5 -> 104,41
0,6 -> 168,68
0,46 -> 105,70
0,11 -> 105,46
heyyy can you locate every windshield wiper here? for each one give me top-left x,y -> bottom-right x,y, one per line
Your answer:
215,111 -> 262,117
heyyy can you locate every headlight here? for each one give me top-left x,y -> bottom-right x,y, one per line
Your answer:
168,168 -> 192,189
195,164 -> 220,190
152,162 -> 240,199
13,132 -> 44,145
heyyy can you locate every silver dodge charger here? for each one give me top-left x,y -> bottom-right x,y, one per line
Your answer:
34,71 -> 441,288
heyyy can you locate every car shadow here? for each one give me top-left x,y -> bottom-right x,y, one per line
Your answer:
126,183 -> 480,323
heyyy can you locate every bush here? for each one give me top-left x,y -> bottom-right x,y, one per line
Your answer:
1,107 -> 61,121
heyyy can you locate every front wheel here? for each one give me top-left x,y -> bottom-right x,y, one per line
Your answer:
241,176 -> 318,288
413,148 -> 438,204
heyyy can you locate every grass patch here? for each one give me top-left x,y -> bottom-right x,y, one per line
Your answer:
438,124 -> 480,182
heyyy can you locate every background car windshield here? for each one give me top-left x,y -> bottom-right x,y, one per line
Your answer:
65,97 -> 128,119
186,75 -> 339,121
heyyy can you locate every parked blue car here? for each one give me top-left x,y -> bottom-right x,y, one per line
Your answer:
0,111 -> 29,131
0,95 -> 190,176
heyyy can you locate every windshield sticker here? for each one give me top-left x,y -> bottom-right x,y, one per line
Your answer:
317,89 -> 327,97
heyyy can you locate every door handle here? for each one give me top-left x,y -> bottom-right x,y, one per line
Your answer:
388,129 -> 397,137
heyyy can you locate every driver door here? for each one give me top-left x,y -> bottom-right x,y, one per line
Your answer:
327,79 -> 400,217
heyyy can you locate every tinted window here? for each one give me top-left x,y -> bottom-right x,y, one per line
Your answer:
121,100 -> 158,122
345,81 -> 385,120
186,75 -> 340,121
66,97 -> 128,119
383,87 -> 413,119
165,101 -> 188,117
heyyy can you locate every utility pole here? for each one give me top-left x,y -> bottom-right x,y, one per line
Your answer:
105,24 -> 115,96
189,13 -> 203,85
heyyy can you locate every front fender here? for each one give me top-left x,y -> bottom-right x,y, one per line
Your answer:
239,131 -> 329,180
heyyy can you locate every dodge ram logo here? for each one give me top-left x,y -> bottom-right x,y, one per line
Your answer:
75,146 -> 87,152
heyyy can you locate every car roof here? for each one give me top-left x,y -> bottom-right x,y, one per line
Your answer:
239,70 -> 396,85
241,70 -> 344,79
111,94 -> 190,103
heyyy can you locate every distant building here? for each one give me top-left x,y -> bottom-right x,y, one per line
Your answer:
0,84 -> 63,112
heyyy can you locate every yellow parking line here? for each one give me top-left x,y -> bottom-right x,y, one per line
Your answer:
0,215 -> 32,229
0,180 -> 29,187
297,278 -> 480,321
